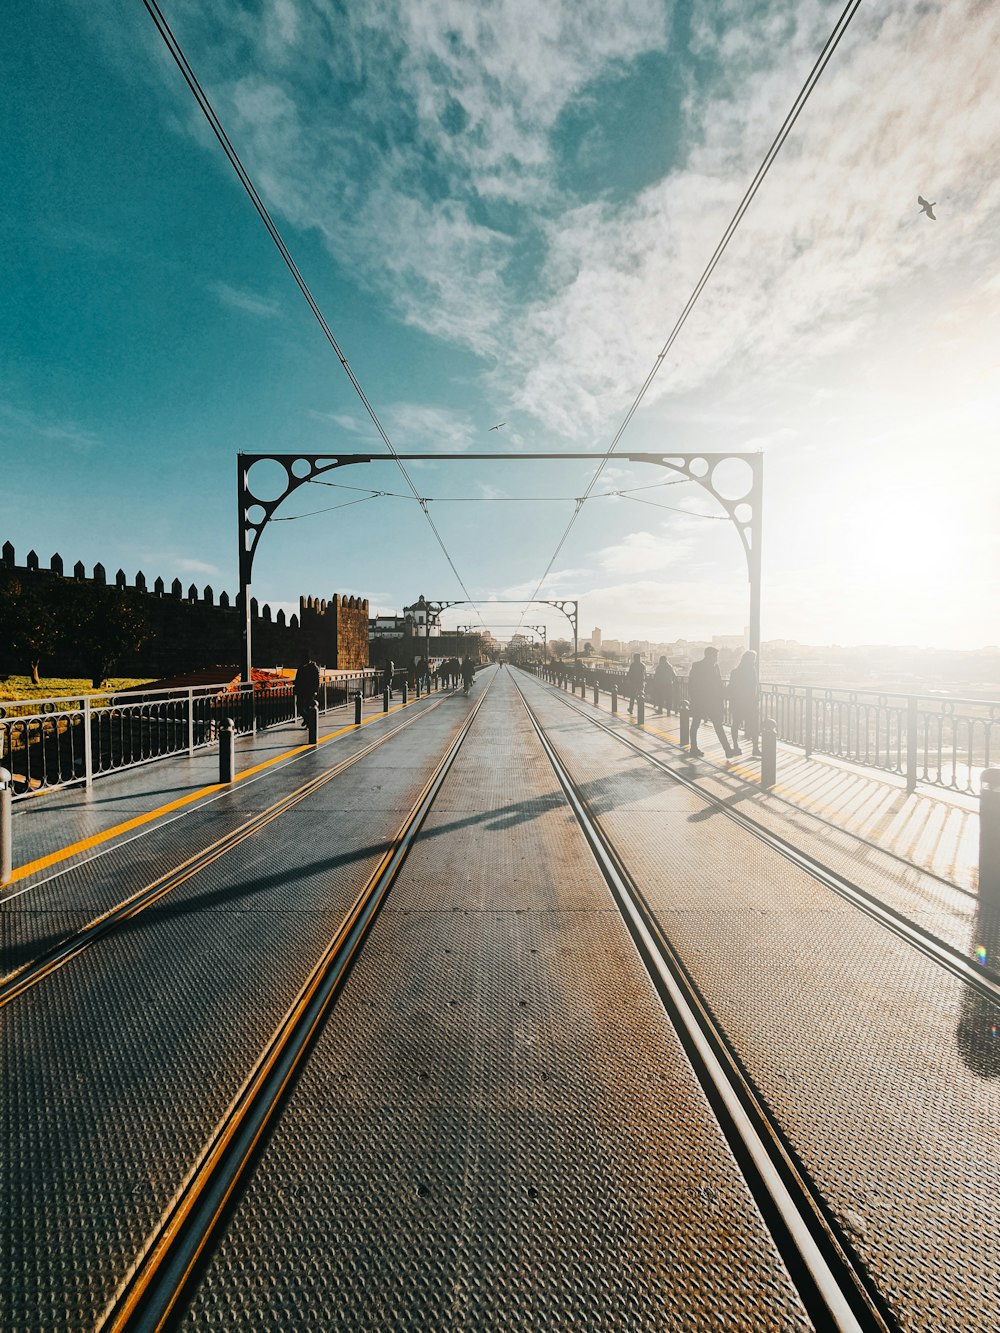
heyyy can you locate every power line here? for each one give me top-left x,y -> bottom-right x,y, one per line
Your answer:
620,494 -> 728,520
525,0 -> 863,605
271,493 -> 385,522
140,0 -> 484,624
307,475 -> 690,503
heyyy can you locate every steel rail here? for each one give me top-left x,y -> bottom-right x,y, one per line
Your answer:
510,674 -> 893,1333
524,673 -> 1000,1006
0,690 -> 458,1009
99,675 -> 495,1331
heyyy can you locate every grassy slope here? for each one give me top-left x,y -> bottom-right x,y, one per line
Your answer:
0,676 -> 155,702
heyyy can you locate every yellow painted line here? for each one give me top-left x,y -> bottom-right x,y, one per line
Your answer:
7,697 -> 421,885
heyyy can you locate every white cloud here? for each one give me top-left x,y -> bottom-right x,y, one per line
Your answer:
176,557 -> 221,574
386,402 -> 478,451
507,0 -> 1000,434
0,401 -> 99,452
307,410 -> 365,433
597,525 -> 696,575
211,280 -> 285,319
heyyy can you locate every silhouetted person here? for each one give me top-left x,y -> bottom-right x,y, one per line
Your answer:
688,647 -> 735,758
624,653 -> 645,716
728,650 -> 759,757
461,655 -> 475,695
383,658 -> 395,699
415,656 -> 429,690
651,655 -> 677,715
294,656 -> 320,728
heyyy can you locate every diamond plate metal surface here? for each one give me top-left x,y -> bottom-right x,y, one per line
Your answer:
181,673 -> 809,1330
2,702 -> 459,982
519,672 -> 1000,1332
0,706 -> 471,1328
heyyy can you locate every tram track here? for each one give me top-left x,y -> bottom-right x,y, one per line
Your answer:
519,671 -> 1000,1005
97,676 -> 496,1331
0,689 -> 459,1010
509,673 -> 895,1333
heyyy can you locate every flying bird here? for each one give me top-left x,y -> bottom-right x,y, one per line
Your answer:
489,421 -> 506,431
917,196 -> 937,220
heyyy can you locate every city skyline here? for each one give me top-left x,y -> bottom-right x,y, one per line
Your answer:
3,1 -> 998,651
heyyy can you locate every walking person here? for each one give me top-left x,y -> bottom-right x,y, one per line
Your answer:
688,646 -> 736,758
624,653 -> 646,717
651,655 -> 677,716
461,655 -> 475,695
383,658 -> 395,699
294,656 -> 321,728
728,650 -> 760,757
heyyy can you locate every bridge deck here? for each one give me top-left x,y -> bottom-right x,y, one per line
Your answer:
1,668 -> 996,1330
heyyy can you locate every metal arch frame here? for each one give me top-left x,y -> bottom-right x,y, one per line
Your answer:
440,599 -> 577,655
457,623 -> 548,656
237,451 -> 761,682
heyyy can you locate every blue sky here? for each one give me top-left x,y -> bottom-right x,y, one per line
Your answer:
2,0 -> 998,649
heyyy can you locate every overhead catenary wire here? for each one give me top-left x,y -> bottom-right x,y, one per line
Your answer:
524,0 -> 864,607
140,0 -> 485,625
307,475 -> 690,502
282,479 -> 722,524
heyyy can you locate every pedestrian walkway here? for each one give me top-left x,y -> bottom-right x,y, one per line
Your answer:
543,674 -> 981,893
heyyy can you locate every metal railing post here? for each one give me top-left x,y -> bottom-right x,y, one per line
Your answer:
637,696 -> 645,726
804,687 -> 813,759
355,693 -> 363,726
219,718 -> 236,784
83,696 -> 93,789
611,685 -> 618,714
979,769 -> 1000,908
402,681 -> 408,705
383,688 -> 390,713
906,696 -> 919,795
761,719 -> 777,789
306,702 -> 319,745
680,704 -> 690,747
187,688 -> 195,757
0,768 -> 12,886
593,683 -> 599,707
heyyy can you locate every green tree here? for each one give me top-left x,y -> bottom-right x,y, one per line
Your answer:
67,585 -> 151,688
0,573 -> 63,684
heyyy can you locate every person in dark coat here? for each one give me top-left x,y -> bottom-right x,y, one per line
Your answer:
728,650 -> 760,756
624,653 -> 645,716
294,657 -> 320,728
461,655 -> 476,694
688,646 -> 735,758
651,656 -> 677,715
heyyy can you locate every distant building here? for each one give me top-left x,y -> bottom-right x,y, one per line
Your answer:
591,627 -> 602,653
369,593 -> 443,641
405,594 -> 442,636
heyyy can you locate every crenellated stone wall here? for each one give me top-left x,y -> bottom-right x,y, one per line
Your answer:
0,541 -> 368,677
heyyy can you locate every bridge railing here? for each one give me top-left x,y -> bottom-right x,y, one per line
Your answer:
756,683 -> 997,795
529,664 -> 996,796
0,669 -> 382,799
